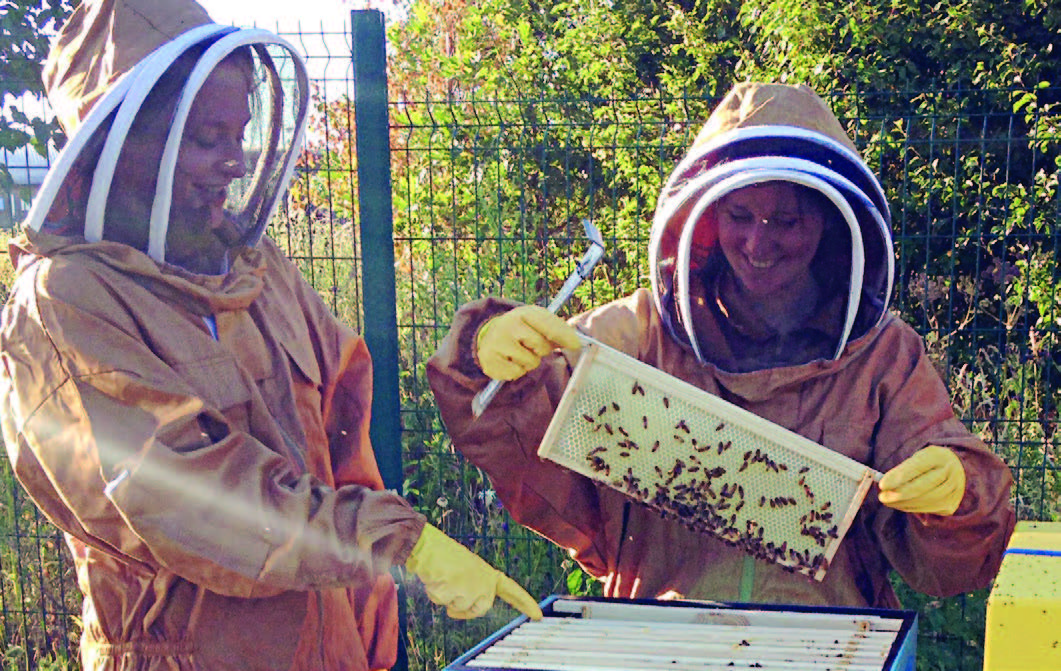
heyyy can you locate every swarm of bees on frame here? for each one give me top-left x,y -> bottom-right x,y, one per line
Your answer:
571,379 -> 847,578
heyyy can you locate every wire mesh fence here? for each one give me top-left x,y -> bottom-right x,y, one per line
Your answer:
383,84 -> 1061,671
2,14 -> 1059,671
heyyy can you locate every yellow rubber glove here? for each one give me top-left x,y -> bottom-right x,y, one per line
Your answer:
878,445 -> 966,515
405,523 -> 544,621
475,305 -> 582,381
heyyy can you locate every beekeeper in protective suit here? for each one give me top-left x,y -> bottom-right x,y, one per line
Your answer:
427,83 -> 1015,608
0,1 -> 541,669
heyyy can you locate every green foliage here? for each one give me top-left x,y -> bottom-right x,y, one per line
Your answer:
1,456 -> 81,670
894,579 -> 992,671
0,0 -> 77,190
267,200 -> 362,326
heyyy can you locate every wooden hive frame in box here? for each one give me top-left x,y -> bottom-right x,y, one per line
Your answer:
538,338 -> 881,580
445,595 -> 919,671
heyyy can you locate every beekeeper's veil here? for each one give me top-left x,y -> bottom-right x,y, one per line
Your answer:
649,82 -> 894,370
25,0 -> 309,271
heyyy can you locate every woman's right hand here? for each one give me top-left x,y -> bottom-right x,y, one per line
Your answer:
406,523 -> 543,620
474,305 -> 581,380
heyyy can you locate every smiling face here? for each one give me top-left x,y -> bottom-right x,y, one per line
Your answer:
165,58 -> 252,272
108,53 -> 252,273
715,181 -> 826,302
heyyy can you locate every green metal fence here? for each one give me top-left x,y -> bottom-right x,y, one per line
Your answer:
2,10 -> 1059,671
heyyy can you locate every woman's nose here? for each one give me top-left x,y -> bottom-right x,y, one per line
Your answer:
742,221 -> 772,253
220,147 -> 246,178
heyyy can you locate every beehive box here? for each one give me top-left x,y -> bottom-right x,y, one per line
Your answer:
984,521 -> 1061,671
538,339 -> 881,581
445,595 -> 919,671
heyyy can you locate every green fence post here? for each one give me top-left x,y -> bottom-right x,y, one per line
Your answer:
351,9 -> 401,493
351,11 -> 408,671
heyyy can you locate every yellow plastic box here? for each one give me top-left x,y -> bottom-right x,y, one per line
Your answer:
984,521 -> 1061,671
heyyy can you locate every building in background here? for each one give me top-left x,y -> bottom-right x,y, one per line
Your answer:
1,146 -> 53,230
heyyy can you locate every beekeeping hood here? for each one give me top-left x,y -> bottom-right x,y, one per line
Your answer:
25,0 -> 309,268
649,82 -> 894,369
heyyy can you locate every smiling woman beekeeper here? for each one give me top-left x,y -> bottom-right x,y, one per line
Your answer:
427,82 -> 1015,609
0,1 -> 541,669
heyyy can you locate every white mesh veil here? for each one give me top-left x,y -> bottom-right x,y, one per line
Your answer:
649,125 -> 895,369
25,24 -> 309,271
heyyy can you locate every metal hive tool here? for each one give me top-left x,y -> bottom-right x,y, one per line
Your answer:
537,339 -> 882,581
471,218 -> 606,419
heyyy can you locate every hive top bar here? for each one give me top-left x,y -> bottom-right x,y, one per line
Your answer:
446,595 -> 919,671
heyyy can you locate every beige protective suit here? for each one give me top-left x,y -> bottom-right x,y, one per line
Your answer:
1,1 -> 425,669
427,83 -> 1015,609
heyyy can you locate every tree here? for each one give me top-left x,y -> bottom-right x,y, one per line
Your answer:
0,0 -> 78,188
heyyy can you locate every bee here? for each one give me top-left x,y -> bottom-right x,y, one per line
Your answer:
582,413 -> 595,423
588,455 -> 610,475
715,422 -> 726,431
663,396 -> 670,409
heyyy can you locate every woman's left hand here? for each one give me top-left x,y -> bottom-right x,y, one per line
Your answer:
878,445 -> 966,516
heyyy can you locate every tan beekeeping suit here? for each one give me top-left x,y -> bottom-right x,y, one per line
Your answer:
1,1 -> 426,668
427,83 -> 1015,609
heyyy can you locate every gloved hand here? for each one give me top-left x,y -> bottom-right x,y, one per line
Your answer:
475,305 -> 582,381
878,445 -> 966,515
405,523 -> 544,620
